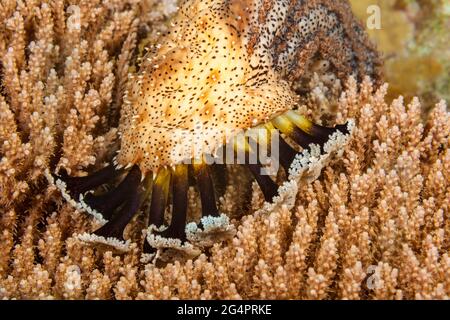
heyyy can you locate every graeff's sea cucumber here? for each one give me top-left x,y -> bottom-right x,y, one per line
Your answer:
46,0 -> 381,262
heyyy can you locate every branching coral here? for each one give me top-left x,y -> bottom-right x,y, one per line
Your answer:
0,0 -> 449,300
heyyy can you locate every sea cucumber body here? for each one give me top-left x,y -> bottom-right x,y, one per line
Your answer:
117,0 -> 380,175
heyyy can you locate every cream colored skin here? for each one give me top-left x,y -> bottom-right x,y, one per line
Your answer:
117,0 -> 295,176
48,0 -> 373,256
116,0 -> 381,177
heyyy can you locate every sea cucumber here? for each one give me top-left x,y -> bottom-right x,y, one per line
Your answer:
46,0 -> 381,262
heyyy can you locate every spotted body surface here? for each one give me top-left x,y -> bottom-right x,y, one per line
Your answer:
118,0 -> 381,175
48,0 -> 381,261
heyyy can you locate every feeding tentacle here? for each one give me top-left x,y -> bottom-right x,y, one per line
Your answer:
193,161 -> 220,218
145,165 -> 201,262
77,165 -> 143,252
158,165 -> 189,241
184,160 -> 236,248
80,166 -> 144,220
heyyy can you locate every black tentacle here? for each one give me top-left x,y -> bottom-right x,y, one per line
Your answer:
57,164 -> 121,198
157,165 -> 188,241
193,163 -> 219,218
92,165 -> 142,241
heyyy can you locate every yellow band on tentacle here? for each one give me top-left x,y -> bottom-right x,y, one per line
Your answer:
173,164 -> 188,179
285,110 -> 313,134
192,157 -> 206,170
232,134 -> 251,153
154,168 -> 171,197
271,114 -> 296,135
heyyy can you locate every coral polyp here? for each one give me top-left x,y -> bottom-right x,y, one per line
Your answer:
46,0 -> 381,261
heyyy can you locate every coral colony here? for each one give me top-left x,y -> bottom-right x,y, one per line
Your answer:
0,0 -> 448,299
